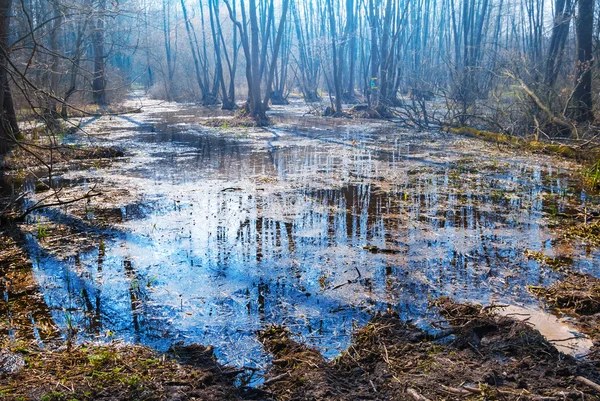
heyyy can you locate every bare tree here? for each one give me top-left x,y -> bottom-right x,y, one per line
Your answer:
0,0 -> 18,159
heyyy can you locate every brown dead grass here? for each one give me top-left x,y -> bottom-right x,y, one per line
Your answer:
258,298 -> 600,401
531,273 -> 600,350
0,342 -> 259,401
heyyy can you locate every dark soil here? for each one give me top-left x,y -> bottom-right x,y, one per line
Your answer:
258,297 -> 600,400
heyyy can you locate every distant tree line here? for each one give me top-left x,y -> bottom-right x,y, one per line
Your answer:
0,0 -> 597,152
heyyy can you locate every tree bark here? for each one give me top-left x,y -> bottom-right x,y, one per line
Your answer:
263,0 -> 290,106
0,0 -> 18,159
92,0 -> 107,106
180,0 -> 206,102
544,0 -> 572,86
327,0 -> 342,112
572,0 -> 594,122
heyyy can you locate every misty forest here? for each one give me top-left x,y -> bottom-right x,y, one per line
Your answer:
3,0 -> 600,399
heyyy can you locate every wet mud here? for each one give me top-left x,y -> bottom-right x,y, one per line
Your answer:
258,300 -> 600,400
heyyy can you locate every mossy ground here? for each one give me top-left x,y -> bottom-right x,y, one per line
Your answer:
446,126 -> 593,162
0,342 -> 257,401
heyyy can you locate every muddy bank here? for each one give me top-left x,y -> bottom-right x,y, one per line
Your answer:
532,272 -> 600,353
0,342 -> 263,401
2,292 -> 600,400
258,298 -> 600,400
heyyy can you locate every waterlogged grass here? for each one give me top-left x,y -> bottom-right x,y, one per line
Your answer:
582,160 -> 600,191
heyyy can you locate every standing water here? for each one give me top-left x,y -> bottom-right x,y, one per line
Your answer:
26,95 -> 600,368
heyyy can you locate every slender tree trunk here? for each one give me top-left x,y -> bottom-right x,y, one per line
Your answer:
368,0 -> 379,106
92,0 -> 107,106
208,0 -> 231,109
263,0 -> 290,106
345,0 -> 357,100
43,2 -> 62,130
248,0 -> 264,119
62,18 -> 89,118
162,0 -> 175,100
326,0 -> 342,113
181,0 -> 206,102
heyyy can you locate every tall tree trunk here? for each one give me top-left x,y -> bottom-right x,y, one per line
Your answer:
92,0 -> 107,106
368,0 -> 379,106
572,0 -> 594,122
248,0 -> 264,119
544,0 -> 572,86
180,0 -> 206,102
327,0 -> 342,113
43,2 -> 62,131
208,0 -> 230,108
263,0 -> 290,106
345,0 -> 357,100
162,0 -> 175,100
0,0 -> 18,159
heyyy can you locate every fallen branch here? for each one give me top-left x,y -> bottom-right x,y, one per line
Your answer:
19,189 -> 102,220
576,376 -> 600,393
459,385 -> 558,400
504,71 -> 575,135
441,385 -> 471,395
263,372 -> 290,386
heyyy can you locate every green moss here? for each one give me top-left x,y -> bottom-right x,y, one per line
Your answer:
565,221 -> 600,245
447,125 -> 584,161
523,250 -> 573,272
41,391 -> 70,401
87,350 -> 116,367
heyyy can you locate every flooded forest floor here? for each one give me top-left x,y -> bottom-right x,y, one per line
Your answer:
2,94 -> 600,400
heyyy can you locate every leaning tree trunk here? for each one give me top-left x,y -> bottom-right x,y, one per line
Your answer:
572,0 -> 594,122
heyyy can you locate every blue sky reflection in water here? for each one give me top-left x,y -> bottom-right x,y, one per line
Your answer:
27,98 -> 600,368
